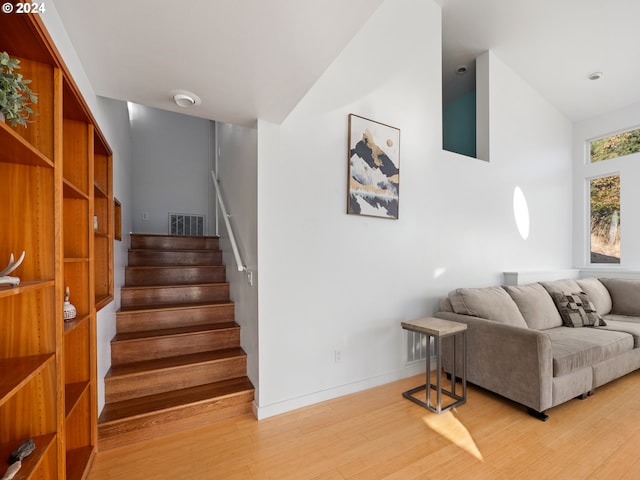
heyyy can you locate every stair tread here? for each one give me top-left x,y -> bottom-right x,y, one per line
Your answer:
129,248 -> 221,253
106,348 -> 246,377
126,265 -> 225,269
99,377 -> 254,424
118,300 -> 234,314
131,233 -> 219,239
113,322 -> 239,342
121,282 -> 230,291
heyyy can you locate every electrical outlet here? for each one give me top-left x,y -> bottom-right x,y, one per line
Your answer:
334,350 -> 342,363
142,212 -> 149,221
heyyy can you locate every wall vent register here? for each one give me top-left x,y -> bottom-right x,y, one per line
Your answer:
169,213 -> 205,236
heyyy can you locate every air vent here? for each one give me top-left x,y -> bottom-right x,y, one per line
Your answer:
169,213 -> 205,236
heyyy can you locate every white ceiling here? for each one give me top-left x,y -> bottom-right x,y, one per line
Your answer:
53,0 -> 640,126
440,0 -> 640,120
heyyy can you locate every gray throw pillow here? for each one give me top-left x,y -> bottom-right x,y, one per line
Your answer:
552,292 -> 606,328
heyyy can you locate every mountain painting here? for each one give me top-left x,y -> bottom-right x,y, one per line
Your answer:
347,114 -> 400,219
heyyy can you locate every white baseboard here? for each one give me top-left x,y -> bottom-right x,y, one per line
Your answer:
254,363 -> 425,420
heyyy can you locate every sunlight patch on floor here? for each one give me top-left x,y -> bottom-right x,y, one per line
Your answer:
422,410 -> 483,461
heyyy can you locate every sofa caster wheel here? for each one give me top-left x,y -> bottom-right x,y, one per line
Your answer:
527,408 -> 549,422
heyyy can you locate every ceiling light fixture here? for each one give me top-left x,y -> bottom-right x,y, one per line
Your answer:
170,90 -> 201,108
587,71 -> 603,81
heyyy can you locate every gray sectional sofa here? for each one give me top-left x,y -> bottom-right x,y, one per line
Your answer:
435,277 -> 640,420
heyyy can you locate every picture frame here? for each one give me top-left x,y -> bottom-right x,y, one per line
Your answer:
347,114 -> 400,219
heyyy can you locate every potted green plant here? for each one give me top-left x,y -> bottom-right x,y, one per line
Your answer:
0,51 -> 38,127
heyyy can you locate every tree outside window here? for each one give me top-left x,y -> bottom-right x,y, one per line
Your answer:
590,175 -> 620,264
590,128 -> 640,162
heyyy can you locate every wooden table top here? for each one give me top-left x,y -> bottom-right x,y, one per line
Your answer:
401,317 -> 467,336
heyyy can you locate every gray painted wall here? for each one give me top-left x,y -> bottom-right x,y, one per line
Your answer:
130,105 -> 213,235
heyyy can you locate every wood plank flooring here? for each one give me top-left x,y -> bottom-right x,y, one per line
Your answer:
89,371 -> 640,479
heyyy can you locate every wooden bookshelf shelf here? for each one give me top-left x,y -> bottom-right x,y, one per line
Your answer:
63,314 -> 90,334
0,12 -> 113,479
64,179 -> 90,200
0,122 -> 54,168
65,381 -> 90,418
0,280 -> 55,299
0,433 -> 57,480
66,445 -> 95,480
0,354 -> 55,407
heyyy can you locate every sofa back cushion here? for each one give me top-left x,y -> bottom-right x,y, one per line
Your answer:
448,286 -> 527,327
576,277 -> 612,315
540,279 -> 582,296
504,283 -> 563,330
599,278 -> 640,316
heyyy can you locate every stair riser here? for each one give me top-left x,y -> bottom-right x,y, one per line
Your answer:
105,357 -> 247,403
98,393 -> 254,450
121,284 -> 230,307
116,304 -> 235,333
111,328 -> 241,365
125,266 -> 226,286
131,235 -> 219,251
128,250 -> 222,267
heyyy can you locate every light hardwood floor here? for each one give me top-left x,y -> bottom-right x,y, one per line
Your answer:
88,371 -> 640,479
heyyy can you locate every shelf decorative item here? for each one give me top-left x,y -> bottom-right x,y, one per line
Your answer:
0,51 -> 38,127
0,251 -> 25,287
63,286 -> 77,321
0,461 -> 21,480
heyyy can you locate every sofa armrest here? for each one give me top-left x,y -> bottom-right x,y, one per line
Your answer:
435,311 -> 553,412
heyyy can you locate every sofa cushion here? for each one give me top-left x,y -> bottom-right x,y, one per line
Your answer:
504,283 -> 562,330
576,277 -> 612,315
448,286 -> 527,327
540,279 -> 582,296
599,318 -> 640,347
545,327 -> 633,376
599,278 -> 640,316
552,292 -> 606,328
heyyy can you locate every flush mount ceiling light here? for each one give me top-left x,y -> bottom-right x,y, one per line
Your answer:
455,65 -> 468,75
588,71 -> 603,81
170,90 -> 201,108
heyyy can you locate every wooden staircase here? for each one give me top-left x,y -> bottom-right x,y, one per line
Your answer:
98,234 -> 254,450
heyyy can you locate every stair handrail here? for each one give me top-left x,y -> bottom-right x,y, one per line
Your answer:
210,170 -> 253,285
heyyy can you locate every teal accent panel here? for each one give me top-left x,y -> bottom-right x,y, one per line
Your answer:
443,91 -> 476,158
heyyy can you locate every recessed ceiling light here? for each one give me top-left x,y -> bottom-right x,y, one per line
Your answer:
170,90 -> 201,108
588,71 -> 603,81
455,65 -> 468,75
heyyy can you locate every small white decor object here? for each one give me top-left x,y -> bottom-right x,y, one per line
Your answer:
63,286 -> 77,321
0,251 -> 25,287
94,215 -> 98,231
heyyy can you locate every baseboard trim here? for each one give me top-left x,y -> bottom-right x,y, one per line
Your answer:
254,363 -> 425,420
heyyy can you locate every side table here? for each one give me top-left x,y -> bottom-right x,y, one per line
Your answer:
401,317 -> 467,414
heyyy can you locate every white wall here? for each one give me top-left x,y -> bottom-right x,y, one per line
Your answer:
573,101 -> 640,270
215,122 -> 260,403
130,105 -> 213,234
41,6 -> 134,413
255,0 -> 573,418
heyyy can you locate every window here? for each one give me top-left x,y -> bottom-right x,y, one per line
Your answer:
590,127 -> 640,162
590,175 -> 620,264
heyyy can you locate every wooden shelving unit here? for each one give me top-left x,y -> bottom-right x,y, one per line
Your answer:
0,12 -> 113,480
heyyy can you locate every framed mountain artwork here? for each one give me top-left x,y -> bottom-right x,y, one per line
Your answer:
347,114 -> 400,219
